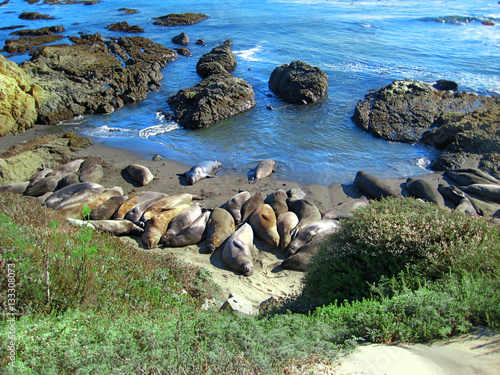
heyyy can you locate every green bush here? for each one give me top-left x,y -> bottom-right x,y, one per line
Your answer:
302,197 -> 500,304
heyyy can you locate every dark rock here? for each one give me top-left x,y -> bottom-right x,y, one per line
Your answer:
172,32 -> 189,45
196,44 -> 237,78
195,38 -> 207,46
167,73 -> 256,129
153,13 -> 209,27
174,48 -> 191,57
0,25 -> 26,31
10,26 -> 65,36
434,79 -> 458,91
106,22 -> 144,33
2,35 -> 64,53
224,39 -> 233,46
19,12 -> 55,20
119,8 -> 138,14
269,60 -> 328,104
20,35 -> 177,125
352,79 -> 499,143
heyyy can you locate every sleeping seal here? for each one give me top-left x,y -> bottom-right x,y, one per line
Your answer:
240,193 -> 264,223
249,159 -> 275,183
161,203 -> 202,243
205,207 -> 235,253
264,189 -> 288,216
162,210 -> 211,247
464,184 -> 500,203
141,204 -> 191,249
90,195 -> 128,220
286,219 -> 339,256
67,218 -> 144,237
183,160 -> 221,185
322,197 -> 369,220
405,178 -> 445,207
286,198 -> 321,229
222,223 -> 254,276
248,204 -> 280,248
354,171 -> 401,199
125,164 -> 155,186
277,211 -> 299,252
222,191 -> 251,225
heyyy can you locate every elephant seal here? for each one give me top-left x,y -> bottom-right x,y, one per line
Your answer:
464,184 -> 500,202
115,191 -> 165,219
141,204 -> 191,249
322,197 -> 369,220
277,211 -> 299,252
264,189 -> 288,216
57,172 -> 81,189
286,198 -> 322,229
281,234 -> 325,272
286,219 -> 339,256
125,164 -> 155,186
182,160 -> 221,185
79,157 -> 104,183
44,182 -> 103,208
24,175 -> 64,197
248,204 -> 280,248
438,184 -> 477,216
354,170 -> 401,199
205,207 -> 235,253
0,181 -> 29,194
222,223 -> 254,276
162,210 -> 211,247
405,178 -> 445,207
124,192 -> 168,226
66,218 -> 144,237
240,193 -> 264,223
52,159 -> 84,175
140,193 -> 200,223
249,159 -> 275,183
90,195 -> 128,220
222,191 -> 251,225
161,203 -> 202,243
56,187 -> 123,219
27,168 -> 53,188
444,169 -> 499,187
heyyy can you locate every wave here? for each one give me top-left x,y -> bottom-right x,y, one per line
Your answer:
421,16 -> 497,25
139,123 -> 180,139
233,45 -> 263,62
84,125 -> 135,138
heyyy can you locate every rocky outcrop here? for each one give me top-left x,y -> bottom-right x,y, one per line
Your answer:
20,34 -> 177,124
153,13 -> 209,27
268,61 -> 328,104
19,12 -> 55,20
167,73 -> 256,129
2,35 -> 64,53
9,26 -> 65,36
172,32 -> 189,45
196,45 -> 237,78
106,22 -> 144,33
353,79 -> 500,177
0,55 -> 43,136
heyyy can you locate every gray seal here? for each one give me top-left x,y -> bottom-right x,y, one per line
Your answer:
354,170 -> 401,199
286,198 -> 322,229
66,218 -> 144,237
444,169 -> 499,187
44,182 -> 103,208
464,184 -> 500,203
222,223 -> 254,276
322,197 -> 369,220
162,210 -> 211,247
438,184 -> 477,216
264,189 -> 288,216
405,178 -> 445,207
90,195 -> 128,220
249,159 -> 275,183
205,207 -> 235,253
222,191 -> 251,225
286,219 -> 339,256
161,203 -> 202,243
0,181 -> 29,194
79,157 -> 104,184
277,211 -> 299,252
281,234 -> 324,272
183,160 -> 221,185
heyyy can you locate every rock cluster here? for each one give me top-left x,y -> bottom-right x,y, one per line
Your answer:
106,22 -> 144,33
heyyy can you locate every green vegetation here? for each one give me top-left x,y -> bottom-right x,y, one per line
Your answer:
1,194 -> 499,374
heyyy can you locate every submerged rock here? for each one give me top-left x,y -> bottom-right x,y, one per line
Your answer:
19,12 -> 55,21
106,22 -> 144,33
153,13 -> 209,27
269,60 -> 328,104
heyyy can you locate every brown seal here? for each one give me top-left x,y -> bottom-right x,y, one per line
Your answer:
90,195 -> 128,220
222,191 -> 251,225
125,164 -> 155,186
124,192 -> 168,226
141,204 -> 191,249
56,187 -> 123,219
248,203 -> 279,248
161,203 -> 202,243
405,178 -> 445,207
222,223 -> 254,276
205,207 -> 235,253
249,159 -> 275,183
162,210 -> 211,247
240,193 -> 264,223
354,170 -> 401,199
66,218 -> 144,237
264,189 -> 288,216
277,211 -> 299,252
140,193 -> 200,223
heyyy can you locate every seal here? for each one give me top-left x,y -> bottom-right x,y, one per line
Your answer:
249,159 -> 275,183
281,234 -> 324,272
248,203 -> 280,248
24,175 -> 65,197
161,203 -> 202,243
240,193 -> 264,223
57,172 -> 81,189
66,218 -> 144,237
286,219 -> 339,256
56,187 -> 123,219
79,157 -> 104,184
44,182 -> 103,208
277,211 -> 299,252
444,169 -> 499,187
90,195 -> 128,220
125,164 -> 155,186
141,204 -> 191,249
322,197 -> 369,220
26,168 -> 53,190
354,170 -> 401,199
114,191 -> 164,219
124,192 -> 168,226
464,184 -> 500,203
438,184 -> 477,216
140,193 -> 200,223
182,160 -> 221,185
222,223 -> 254,276
286,198 -> 322,229
162,210 -> 211,247
205,207 -> 235,253
222,191 -> 251,225
405,178 -> 445,207
53,159 -> 84,175
0,181 -> 29,194
264,189 -> 288,216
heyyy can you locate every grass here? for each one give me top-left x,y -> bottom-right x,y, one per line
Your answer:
1,193 -> 499,374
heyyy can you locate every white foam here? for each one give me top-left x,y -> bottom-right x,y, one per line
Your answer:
87,125 -> 135,138
139,123 -> 180,138
233,46 -> 263,62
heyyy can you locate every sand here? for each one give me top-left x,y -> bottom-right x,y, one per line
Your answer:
2,125 -> 499,373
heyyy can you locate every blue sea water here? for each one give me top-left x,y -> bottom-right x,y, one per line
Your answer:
1,0 -> 499,185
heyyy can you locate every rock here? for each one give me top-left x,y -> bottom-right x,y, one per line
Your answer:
434,79 -> 458,91
19,12 -> 55,20
352,79 -> 499,143
167,73 -> 256,129
195,38 -> 207,46
119,8 -> 138,14
172,32 -> 189,45
9,26 -> 65,36
174,48 -> 191,57
196,44 -> 237,78
220,293 -> 257,315
153,13 -> 209,27
106,22 -> 144,33
0,55 -> 42,136
286,188 -> 306,201
20,34 -> 177,125
2,35 -> 65,53
269,60 -> 328,104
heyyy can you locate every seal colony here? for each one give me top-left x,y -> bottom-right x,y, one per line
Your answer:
2,154 -> 500,283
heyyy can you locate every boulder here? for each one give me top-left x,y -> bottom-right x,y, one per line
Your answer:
19,12 -> 55,20
0,55 -> 42,136
168,73 -> 256,129
106,22 -> 144,33
153,13 -> 208,27
220,293 -> 257,315
20,34 -> 177,125
172,32 -> 189,45
268,60 -> 328,104
2,35 -> 65,53
196,45 -> 237,78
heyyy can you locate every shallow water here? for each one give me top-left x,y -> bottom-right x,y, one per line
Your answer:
1,0 -> 499,185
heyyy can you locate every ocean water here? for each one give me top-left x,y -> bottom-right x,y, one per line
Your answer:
1,0 -> 499,185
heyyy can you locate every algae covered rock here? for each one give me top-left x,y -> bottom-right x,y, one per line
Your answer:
196,44 -> 237,78
153,13 -> 209,27
269,60 -> 328,104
